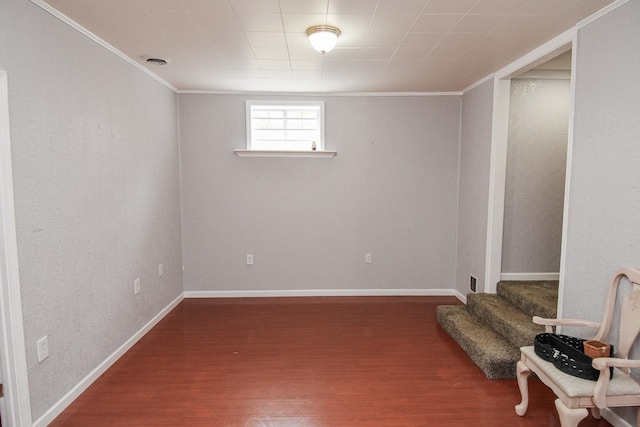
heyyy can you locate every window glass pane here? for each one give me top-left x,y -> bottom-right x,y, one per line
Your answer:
247,101 -> 324,151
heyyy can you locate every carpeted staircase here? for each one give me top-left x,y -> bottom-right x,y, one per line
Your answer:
437,280 -> 558,379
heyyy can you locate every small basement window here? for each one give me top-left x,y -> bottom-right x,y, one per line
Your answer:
245,100 -> 325,152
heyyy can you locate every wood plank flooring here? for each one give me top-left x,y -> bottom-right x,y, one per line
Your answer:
50,297 -> 612,426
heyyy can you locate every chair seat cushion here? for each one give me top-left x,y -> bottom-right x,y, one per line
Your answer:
521,346 -> 640,398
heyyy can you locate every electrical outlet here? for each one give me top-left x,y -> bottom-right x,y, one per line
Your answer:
470,275 -> 477,293
37,336 -> 49,363
365,253 -> 372,263
134,278 -> 141,295
246,254 -> 254,265
159,263 -> 164,277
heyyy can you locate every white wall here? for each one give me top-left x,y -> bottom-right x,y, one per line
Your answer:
456,79 -> 494,295
502,78 -> 569,274
563,0 -> 640,424
179,94 -> 461,295
0,0 -> 183,420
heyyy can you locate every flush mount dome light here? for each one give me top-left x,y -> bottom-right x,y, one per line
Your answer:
306,25 -> 341,55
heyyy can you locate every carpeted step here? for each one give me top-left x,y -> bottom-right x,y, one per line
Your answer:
497,280 -> 558,319
467,293 -> 544,349
436,305 -> 520,379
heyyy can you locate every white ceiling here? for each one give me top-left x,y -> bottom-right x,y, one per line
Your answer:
39,0 -> 614,93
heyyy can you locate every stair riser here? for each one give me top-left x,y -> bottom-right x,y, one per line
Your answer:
467,294 -> 544,349
437,306 -> 518,380
497,281 -> 558,319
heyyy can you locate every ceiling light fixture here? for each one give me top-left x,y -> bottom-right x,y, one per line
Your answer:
306,25 -> 341,55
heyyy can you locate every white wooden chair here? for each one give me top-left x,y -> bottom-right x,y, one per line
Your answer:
515,267 -> 640,427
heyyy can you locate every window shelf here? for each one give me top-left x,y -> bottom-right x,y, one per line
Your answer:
234,149 -> 337,158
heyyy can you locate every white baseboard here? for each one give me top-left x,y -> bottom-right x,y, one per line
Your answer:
184,288 -> 460,299
500,272 -> 560,281
32,293 -> 184,427
455,291 -> 467,304
602,407 -> 635,427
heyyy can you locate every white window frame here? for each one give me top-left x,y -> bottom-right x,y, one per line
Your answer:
237,100 -> 336,158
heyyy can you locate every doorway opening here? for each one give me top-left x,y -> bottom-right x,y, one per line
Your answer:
484,30 -> 576,316
501,51 -> 572,282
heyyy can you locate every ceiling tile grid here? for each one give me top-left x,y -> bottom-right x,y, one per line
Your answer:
42,0 -> 615,93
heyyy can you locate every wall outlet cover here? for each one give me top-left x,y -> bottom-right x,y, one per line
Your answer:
37,336 -> 49,363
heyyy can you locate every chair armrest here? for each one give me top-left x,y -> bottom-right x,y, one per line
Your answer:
532,316 -> 601,333
592,357 -> 640,370
592,357 -> 640,409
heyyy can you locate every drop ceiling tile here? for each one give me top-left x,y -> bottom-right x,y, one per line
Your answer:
206,32 -> 250,48
189,11 -> 244,35
183,0 -> 235,12
469,0 -> 529,15
439,32 -> 483,48
381,61 -> 424,81
327,0 -> 378,15
353,60 -> 388,76
369,13 -> 418,33
281,13 -> 328,33
258,60 -> 292,70
252,47 -> 290,60
326,14 -> 373,33
321,48 -> 360,61
216,46 -> 256,60
225,59 -> 261,69
262,69 -> 294,79
358,47 -> 396,61
178,46 -> 226,68
290,60 -> 323,71
130,0 -> 183,13
451,14 -> 506,33
493,15 -> 564,34
322,61 -> 356,72
278,0 -> 329,14
362,32 -> 407,48
422,0 -> 478,14
294,81 -> 324,91
517,0 -> 573,15
392,47 -> 432,61
230,0 -> 281,14
235,13 -> 284,32
560,0 -> 614,21
426,47 -> 468,62
411,14 -> 463,33
334,32 -> 366,48
375,0 -> 429,14
293,70 -> 323,78
245,32 -> 288,48
146,11 -> 210,46
401,32 -> 446,48
289,47 -> 324,60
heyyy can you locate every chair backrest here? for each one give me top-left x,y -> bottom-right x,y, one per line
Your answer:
593,268 -> 640,370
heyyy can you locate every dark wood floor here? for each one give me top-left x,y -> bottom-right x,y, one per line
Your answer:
50,296 -> 612,426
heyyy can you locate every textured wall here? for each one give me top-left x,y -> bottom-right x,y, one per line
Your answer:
456,79 -> 494,295
1,0 -> 183,419
502,79 -> 569,273
179,94 -> 461,293
563,1 -> 640,424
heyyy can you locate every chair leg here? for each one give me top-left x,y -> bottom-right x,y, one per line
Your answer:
515,360 -> 531,416
555,399 -> 588,427
590,407 -> 601,419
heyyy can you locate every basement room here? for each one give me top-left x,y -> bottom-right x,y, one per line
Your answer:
1,0 -> 639,426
